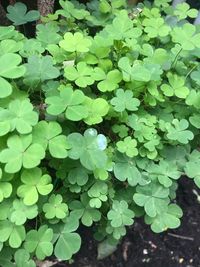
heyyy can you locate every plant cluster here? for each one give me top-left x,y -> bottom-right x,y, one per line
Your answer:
0,0 -> 200,264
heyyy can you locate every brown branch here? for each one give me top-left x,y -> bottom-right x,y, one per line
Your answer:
37,0 -> 55,17
0,1 -> 10,25
9,0 -> 16,5
168,233 -> 194,241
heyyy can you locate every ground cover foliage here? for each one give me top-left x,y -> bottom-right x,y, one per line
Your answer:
0,0 -> 200,265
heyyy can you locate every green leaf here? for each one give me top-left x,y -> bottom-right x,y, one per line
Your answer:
174,3 -> 198,20
24,225 -> 53,260
36,22 -> 61,47
97,69 -> 122,92
6,2 -> 40,25
64,62 -> 95,88
67,165 -> 89,186
166,119 -> 194,144
57,0 -> 90,20
114,153 -> 142,186
146,160 -> 181,187
0,135 -> 45,173
24,55 -> 60,87
189,114 -> 200,129
184,150 -> 200,188
0,77 -> 12,99
14,249 -> 36,267
161,73 -> 189,98
46,86 -> 88,121
59,32 -> 92,53
83,97 -> 109,125
133,183 -> 170,217
111,89 -> 140,112
88,181 -> 108,208
191,66 -> 200,85
0,99 -> 38,135
70,193 -> 101,226
186,90 -> 200,109
171,23 -> 200,50
54,214 -> 81,260
43,194 -> 68,219
0,53 -> 25,97
145,204 -> 183,233
0,220 -> 25,248
10,199 -> 38,225
100,10 -> 142,41
67,129 -> 108,171
117,137 -> 138,158
0,39 -> 22,55
32,121 -> 69,158
17,168 -> 53,205
107,200 -> 134,227
142,17 -> 170,38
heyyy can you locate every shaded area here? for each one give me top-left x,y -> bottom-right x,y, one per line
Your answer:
54,178 -> 200,267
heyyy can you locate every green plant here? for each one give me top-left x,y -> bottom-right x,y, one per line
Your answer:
0,0 -> 200,264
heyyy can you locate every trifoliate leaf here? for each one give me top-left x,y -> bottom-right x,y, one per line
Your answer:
111,89 -> 140,112
0,99 -> 38,135
64,62 -> 95,88
171,23 -> 200,50
112,124 -> 129,138
161,73 -> 189,98
10,199 -> 38,225
46,86 -> 88,121
133,183 -> 170,217
0,220 -> 25,248
17,168 -> 53,205
107,200 -> 134,228
54,214 -> 81,260
6,2 -> 40,26
88,181 -> 108,208
14,249 -> 36,267
142,17 -> 170,38
117,137 -> 138,158
32,121 -> 69,158
145,204 -> 183,233
23,55 -> 60,87
36,22 -> 61,47
100,10 -> 142,41
67,129 -> 108,170
97,69 -> 122,92
146,160 -> 181,187
166,119 -> 194,144
43,194 -> 68,219
174,3 -> 198,20
24,225 -> 53,260
0,134 -> 45,173
70,193 -> 101,226
83,97 -> 109,125
114,153 -> 142,186
59,32 -> 92,53
68,166 -> 89,186
57,0 -> 90,20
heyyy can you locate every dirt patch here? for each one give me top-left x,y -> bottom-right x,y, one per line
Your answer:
53,178 -> 200,267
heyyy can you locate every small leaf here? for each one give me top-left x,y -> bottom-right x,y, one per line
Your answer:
6,2 -> 40,25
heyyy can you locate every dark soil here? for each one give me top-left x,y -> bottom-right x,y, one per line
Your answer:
53,178 -> 200,267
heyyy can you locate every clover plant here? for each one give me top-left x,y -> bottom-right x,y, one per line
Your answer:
0,0 -> 200,265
